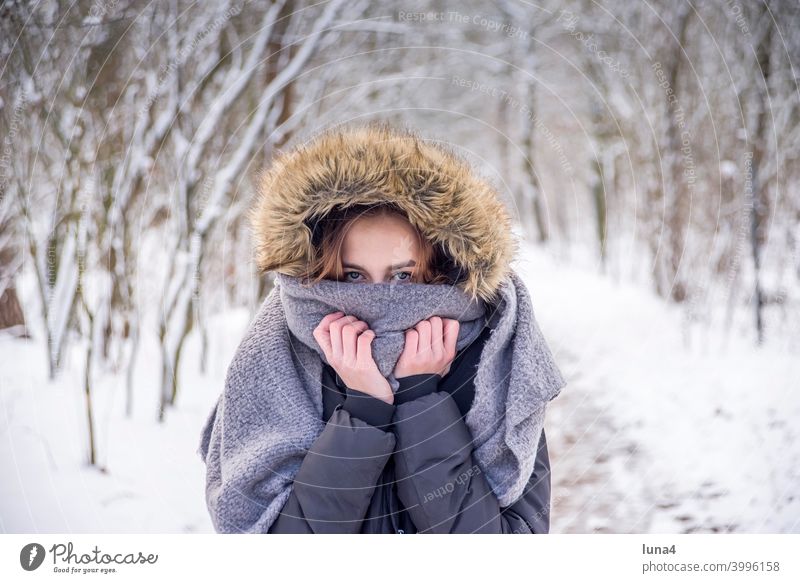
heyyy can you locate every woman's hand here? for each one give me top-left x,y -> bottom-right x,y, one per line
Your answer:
313,311 -> 393,404
394,316 -> 459,379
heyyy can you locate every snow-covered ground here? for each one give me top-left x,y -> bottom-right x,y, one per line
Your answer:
521,247 -> 800,533
1,243 -> 798,533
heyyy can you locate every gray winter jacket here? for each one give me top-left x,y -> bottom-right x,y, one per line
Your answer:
267,325 -> 552,534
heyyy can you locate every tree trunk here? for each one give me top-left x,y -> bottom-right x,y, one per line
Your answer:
0,285 -> 27,335
748,9 -> 774,345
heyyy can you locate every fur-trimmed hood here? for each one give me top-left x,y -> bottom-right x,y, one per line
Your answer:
248,121 -> 518,304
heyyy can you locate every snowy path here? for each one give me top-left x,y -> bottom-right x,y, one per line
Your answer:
547,350 -> 743,534
548,350 -> 657,533
519,248 -> 800,534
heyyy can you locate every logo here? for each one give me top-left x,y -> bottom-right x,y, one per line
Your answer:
20,543 -> 46,571
18,541 -> 159,574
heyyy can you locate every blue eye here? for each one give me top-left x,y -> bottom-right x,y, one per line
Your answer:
344,272 -> 362,281
393,272 -> 411,281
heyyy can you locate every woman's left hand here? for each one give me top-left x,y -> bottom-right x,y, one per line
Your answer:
394,316 -> 459,379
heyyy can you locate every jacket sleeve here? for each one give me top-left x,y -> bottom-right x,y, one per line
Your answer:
268,387 -> 396,533
391,373 -> 552,533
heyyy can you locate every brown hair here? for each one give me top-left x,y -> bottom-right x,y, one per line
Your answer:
302,203 -> 461,286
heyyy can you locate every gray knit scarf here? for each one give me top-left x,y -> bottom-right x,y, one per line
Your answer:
197,268 -> 566,533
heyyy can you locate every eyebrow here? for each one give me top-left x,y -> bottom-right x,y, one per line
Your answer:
342,259 -> 417,271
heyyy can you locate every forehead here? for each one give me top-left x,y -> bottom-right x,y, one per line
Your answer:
341,214 -> 419,264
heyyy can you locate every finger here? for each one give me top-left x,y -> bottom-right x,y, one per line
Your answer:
319,311 -> 345,328
342,320 -> 368,362
404,328 -> 419,356
314,312 -> 344,359
356,330 -> 375,369
415,319 -> 432,357
329,315 -> 357,361
443,319 -> 460,359
429,316 -> 444,361
350,320 -> 369,334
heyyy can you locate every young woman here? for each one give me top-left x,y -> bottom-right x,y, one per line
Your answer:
198,122 -> 566,534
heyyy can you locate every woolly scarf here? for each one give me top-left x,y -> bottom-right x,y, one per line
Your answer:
197,268 -> 566,533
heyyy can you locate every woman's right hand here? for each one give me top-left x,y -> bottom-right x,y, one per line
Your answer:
313,311 -> 393,405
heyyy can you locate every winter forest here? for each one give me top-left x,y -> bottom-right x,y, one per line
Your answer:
1,0 -> 799,534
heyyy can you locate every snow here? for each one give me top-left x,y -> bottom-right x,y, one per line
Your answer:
520,246 -> 800,533
0,285 -> 250,533
46,230 -> 79,370
1,243 -> 798,533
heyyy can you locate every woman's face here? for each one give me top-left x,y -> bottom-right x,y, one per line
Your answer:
339,213 -> 420,284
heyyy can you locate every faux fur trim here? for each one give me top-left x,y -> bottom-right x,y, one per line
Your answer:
249,121 -> 518,304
